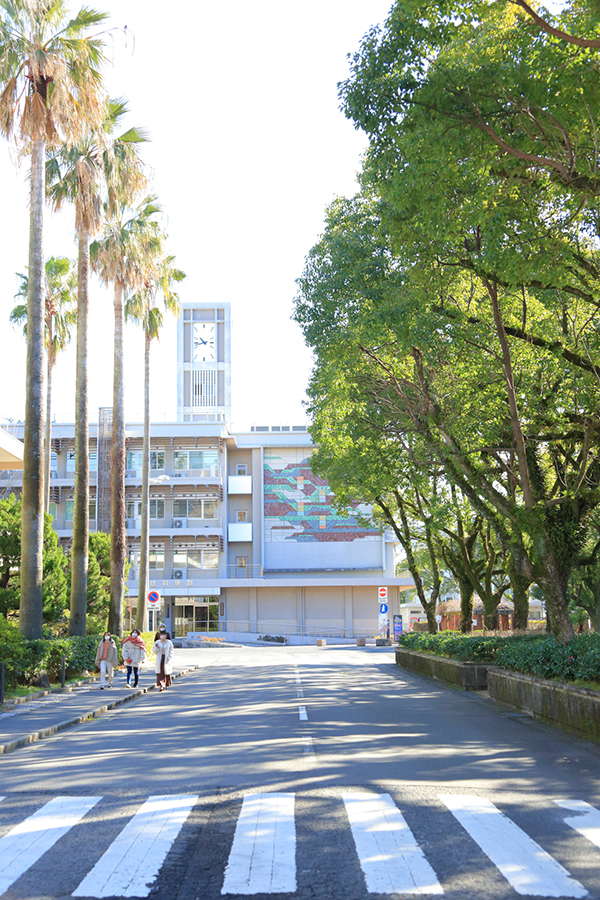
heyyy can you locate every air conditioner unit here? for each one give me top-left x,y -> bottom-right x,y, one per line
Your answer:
173,570 -> 184,579
173,518 -> 187,528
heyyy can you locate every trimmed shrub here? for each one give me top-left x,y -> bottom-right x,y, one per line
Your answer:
397,631 -> 600,684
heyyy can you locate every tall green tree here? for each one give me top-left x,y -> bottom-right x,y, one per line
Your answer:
46,98 -> 147,636
126,251 -> 185,632
10,256 -> 77,512
0,493 -> 68,622
0,0 -> 107,638
91,197 -> 163,637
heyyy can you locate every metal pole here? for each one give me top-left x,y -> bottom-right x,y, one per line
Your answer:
0,662 -> 4,705
61,655 -> 66,689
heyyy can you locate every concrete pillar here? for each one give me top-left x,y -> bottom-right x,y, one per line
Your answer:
344,586 -> 353,634
249,587 -> 258,631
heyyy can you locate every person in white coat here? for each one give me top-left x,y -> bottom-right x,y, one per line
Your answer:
95,633 -> 118,689
153,632 -> 174,690
122,630 -> 146,688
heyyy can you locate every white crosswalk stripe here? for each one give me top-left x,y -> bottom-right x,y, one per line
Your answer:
72,794 -> 197,898
441,794 -> 588,898
0,791 -> 596,898
221,792 -> 296,895
556,799 -> 600,851
0,796 -> 100,895
343,792 -> 443,895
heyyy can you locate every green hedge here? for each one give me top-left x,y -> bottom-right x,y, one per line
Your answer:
397,631 -> 600,684
0,620 -> 104,688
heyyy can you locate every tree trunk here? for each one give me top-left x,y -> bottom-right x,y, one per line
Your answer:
109,280 -> 126,637
44,345 -> 54,513
508,554 -> 530,630
538,563 -> 574,642
70,229 -> 90,636
483,607 -> 499,630
20,137 -> 46,640
136,330 -> 151,633
459,580 -> 473,632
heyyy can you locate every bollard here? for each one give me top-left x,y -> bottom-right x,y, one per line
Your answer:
61,655 -> 66,689
0,661 -> 4,705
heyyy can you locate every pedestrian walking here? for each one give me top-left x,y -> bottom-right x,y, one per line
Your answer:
95,632 -> 118,689
154,623 -> 171,641
122,630 -> 146,688
153,632 -> 174,691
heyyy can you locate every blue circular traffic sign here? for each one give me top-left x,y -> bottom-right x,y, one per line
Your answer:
379,602 -> 389,614
147,591 -> 160,604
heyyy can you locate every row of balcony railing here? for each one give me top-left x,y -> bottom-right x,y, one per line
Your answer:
129,565 -> 264,582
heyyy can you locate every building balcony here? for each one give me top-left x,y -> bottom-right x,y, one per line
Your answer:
125,516 -> 222,532
228,522 -> 252,542
225,564 -> 263,579
227,475 -> 252,494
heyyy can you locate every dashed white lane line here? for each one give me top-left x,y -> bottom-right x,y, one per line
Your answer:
441,795 -> 587,898
343,792 -> 443,895
73,794 -> 197,898
0,796 -> 101,895
302,735 -> 315,756
296,689 -> 304,698
298,706 -> 308,721
295,677 -> 302,684
221,793 -> 296,895
556,799 -> 600,851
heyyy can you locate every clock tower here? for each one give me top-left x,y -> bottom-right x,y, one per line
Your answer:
177,302 -> 231,423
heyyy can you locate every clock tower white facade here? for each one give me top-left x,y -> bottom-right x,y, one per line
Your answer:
176,302 -> 231,423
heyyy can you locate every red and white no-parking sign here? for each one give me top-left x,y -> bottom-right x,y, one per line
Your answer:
378,586 -> 388,600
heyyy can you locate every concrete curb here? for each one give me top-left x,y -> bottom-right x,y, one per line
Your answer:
0,665 -> 199,756
1,676 -> 103,709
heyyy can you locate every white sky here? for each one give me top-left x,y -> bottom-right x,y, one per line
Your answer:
0,0 -> 393,430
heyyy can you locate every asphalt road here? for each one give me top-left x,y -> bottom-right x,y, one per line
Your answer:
0,644 -> 599,900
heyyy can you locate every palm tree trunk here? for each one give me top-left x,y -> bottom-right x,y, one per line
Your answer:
44,344 -> 54,513
20,137 -> 46,640
70,229 -> 90,636
109,279 -> 126,637
136,330 -> 151,633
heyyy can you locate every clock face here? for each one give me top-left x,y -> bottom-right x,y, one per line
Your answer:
193,323 -> 216,362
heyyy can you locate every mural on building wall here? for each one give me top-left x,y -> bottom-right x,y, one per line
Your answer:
264,448 -> 380,544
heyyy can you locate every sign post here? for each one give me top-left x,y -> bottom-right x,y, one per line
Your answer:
378,587 -> 389,637
147,590 -> 161,633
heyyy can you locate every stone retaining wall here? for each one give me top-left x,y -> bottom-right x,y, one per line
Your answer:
395,648 -> 489,690
487,668 -> 600,739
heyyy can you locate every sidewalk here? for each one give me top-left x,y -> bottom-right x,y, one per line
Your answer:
0,649 -> 207,755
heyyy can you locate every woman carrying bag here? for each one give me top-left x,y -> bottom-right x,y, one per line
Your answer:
122,630 -> 146,688
153,631 -> 174,691
95,632 -> 118,689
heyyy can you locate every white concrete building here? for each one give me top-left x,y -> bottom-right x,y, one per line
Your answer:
2,301 -> 413,638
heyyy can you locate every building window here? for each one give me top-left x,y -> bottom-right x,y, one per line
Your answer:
173,549 -> 218,570
66,452 -> 76,473
236,464 -> 247,476
126,499 -> 165,519
50,452 -> 58,477
126,450 -> 165,471
89,499 -> 96,520
173,450 -> 218,472
236,510 -> 248,523
149,550 -> 165,569
89,451 -> 97,472
192,369 -> 216,407
65,500 -> 74,521
319,515 -> 327,530
236,556 -> 247,569
173,498 -> 218,519
48,501 -> 57,520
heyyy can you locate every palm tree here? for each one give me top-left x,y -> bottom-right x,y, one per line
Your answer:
91,197 -> 163,636
126,253 -> 185,632
0,0 -> 107,638
46,98 -> 147,636
10,256 -> 77,512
